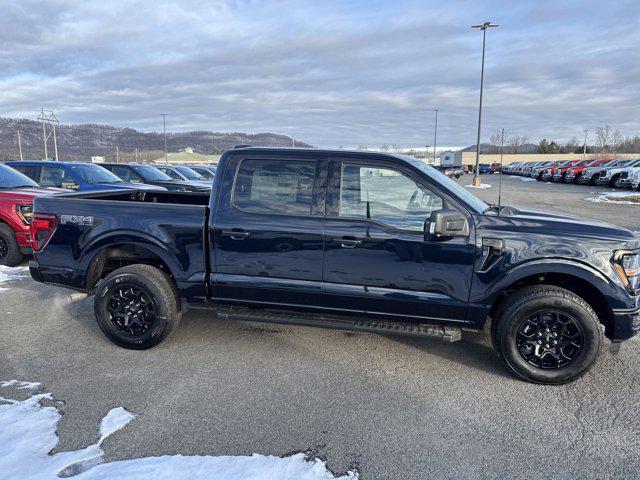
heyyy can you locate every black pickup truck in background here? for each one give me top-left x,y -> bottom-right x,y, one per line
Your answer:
28,148 -> 640,384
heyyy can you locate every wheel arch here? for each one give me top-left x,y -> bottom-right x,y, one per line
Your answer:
83,234 -> 182,291
485,261 -> 620,335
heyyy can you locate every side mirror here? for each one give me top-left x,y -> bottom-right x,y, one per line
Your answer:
428,209 -> 469,238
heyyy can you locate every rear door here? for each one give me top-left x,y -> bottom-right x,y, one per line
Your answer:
209,153 -> 326,310
322,156 -> 475,322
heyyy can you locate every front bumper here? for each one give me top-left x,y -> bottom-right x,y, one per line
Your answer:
615,178 -> 633,188
611,305 -> 640,341
594,176 -> 612,186
552,172 -> 564,182
541,173 -> 553,181
577,175 -> 594,184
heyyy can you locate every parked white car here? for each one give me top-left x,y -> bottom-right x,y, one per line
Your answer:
630,168 -> 640,190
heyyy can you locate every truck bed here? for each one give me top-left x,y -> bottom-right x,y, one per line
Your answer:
32,189 -> 211,300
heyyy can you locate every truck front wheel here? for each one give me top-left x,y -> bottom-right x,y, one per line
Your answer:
493,285 -> 602,384
94,264 -> 181,349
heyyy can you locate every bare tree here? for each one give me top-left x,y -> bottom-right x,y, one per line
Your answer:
357,144 -> 368,151
489,129 -> 502,153
595,125 -> 613,151
611,129 -> 623,153
507,136 -> 529,153
379,144 -> 390,152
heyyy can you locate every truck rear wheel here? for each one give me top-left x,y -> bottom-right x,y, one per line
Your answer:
493,285 -> 602,384
0,224 -> 23,267
94,264 -> 181,349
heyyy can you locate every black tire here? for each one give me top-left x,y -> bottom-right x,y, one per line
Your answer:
94,264 -> 181,349
0,223 -> 24,267
493,285 -> 602,385
573,173 -> 582,184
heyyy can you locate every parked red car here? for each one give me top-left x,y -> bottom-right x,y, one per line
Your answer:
540,159 -> 580,181
564,159 -> 612,184
0,164 -> 62,266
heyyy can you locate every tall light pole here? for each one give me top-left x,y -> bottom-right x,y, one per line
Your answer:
161,113 -> 168,164
16,131 -> 23,161
432,109 -> 438,165
582,129 -> 588,162
471,21 -> 499,186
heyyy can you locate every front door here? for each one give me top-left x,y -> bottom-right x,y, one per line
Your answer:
210,154 -> 326,310
322,158 -> 475,322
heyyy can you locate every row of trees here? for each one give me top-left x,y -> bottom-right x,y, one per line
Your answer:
487,126 -> 640,155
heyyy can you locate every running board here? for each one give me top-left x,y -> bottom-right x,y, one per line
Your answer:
215,307 -> 462,342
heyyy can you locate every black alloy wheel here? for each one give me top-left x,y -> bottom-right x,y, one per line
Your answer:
107,284 -> 157,336
516,310 -> 584,369
0,237 -> 8,260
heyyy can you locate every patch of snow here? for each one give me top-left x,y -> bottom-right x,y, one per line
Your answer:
464,184 -> 492,189
585,191 -> 640,205
0,266 -> 29,292
518,177 -> 537,182
0,382 -> 358,480
0,380 -> 41,390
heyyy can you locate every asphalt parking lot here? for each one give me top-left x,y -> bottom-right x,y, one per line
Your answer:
1,174 -> 639,479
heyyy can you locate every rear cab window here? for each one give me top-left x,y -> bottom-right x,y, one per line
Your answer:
232,159 -> 316,216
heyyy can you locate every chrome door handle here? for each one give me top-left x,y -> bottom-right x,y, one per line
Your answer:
335,237 -> 362,248
221,230 -> 250,240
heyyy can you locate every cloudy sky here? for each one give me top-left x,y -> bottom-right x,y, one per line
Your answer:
1,0 -> 638,148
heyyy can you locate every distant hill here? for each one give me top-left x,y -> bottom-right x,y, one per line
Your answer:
462,143 -> 539,154
0,117 -> 312,162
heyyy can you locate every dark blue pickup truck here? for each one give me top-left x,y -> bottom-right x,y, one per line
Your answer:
28,148 -> 640,384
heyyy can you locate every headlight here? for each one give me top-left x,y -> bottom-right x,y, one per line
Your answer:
16,204 -> 33,224
176,187 -> 188,192
613,251 -> 640,294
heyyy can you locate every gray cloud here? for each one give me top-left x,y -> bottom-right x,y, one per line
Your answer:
1,0 -> 638,147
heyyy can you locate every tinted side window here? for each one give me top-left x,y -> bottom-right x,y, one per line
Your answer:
40,166 -> 74,188
233,159 -> 315,216
337,164 -> 443,231
158,168 -> 182,180
10,165 -> 40,181
110,166 -> 138,182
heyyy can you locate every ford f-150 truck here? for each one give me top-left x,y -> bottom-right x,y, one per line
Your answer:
28,148 -> 640,384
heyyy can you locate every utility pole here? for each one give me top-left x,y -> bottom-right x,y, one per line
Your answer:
291,137 -> 295,148
471,21 -> 499,186
135,147 -> 138,162
49,111 -> 59,161
161,114 -> 168,164
39,109 -> 48,159
116,146 -> 119,163
582,129 -> 588,162
17,131 -> 23,161
432,109 -> 439,164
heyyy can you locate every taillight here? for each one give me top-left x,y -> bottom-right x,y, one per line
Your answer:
30,214 -> 57,252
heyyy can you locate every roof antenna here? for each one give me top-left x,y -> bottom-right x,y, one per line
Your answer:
497,128 -> 504,215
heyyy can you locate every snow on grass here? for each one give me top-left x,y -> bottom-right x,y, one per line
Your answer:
585,191 -> 640,205
464,184 -> 492,189
0,382 -> 358,480
0,266 -> 29,291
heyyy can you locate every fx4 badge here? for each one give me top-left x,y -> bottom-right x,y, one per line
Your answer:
60,215 -> 95,226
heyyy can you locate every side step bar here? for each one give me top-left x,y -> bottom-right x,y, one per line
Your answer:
215,307 -> 462,342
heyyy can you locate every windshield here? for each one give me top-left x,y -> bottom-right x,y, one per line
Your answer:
606,159 -> 629,168
405,157 -> 489,213
173,166 -> 204,180
0,164 -> 40,188
69,164 -> 124,184
132,165 -> 173,181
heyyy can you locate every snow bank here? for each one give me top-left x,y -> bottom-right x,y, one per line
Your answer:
0,381 -> 357,480
0,266 -> 29,291
464,184 -> 492,189
585,191 -> 640,205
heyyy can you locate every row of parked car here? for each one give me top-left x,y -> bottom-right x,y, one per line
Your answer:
0,161 -> 217,266
501,158 -> 640,189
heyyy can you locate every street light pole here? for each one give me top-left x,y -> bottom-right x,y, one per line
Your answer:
471,21 -> 499,186
433,109 -> 438,165
161,113 -> 168,164
582,129 -> 588,162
